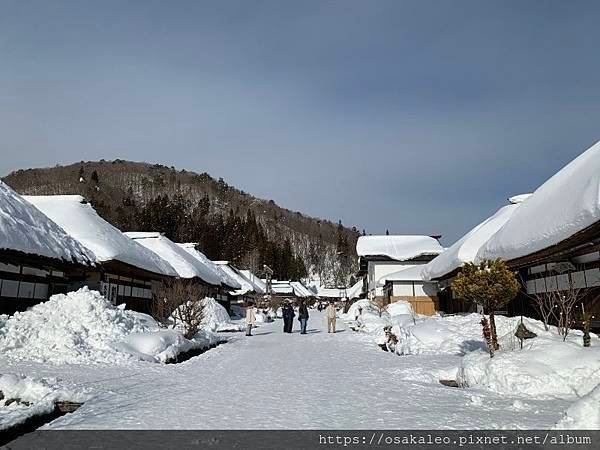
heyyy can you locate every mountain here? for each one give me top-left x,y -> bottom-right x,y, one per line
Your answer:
3,160 -> 359,285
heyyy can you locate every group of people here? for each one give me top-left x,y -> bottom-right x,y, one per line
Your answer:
244,299 -> 339,335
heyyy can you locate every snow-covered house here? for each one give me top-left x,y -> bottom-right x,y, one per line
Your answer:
421,194 -> 531,313
25,195 -> 178,313
0,183 -> 96,313
475,141 -> 600,321
213,261 -> 264,303
356,235 -> 444,301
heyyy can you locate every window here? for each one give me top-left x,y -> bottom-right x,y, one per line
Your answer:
18,282 -> 35,299
22,266 -> 48,277
34,283 -> 49,299
1,279 -> 19,297
0,263 -> 20,273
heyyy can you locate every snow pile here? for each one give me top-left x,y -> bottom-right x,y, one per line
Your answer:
342,299 -> 390,334
202,298 -> 243,332
0,374 -> 86,431
554,383 -> 600,430
0,181 -> 95,264
0,288 -> 218,364
457,320 -> 600,398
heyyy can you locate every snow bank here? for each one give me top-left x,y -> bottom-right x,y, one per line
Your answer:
0,374 -> 85,430
457,321 -> 600,398
0,288 -> 219,365
554,383 -> 600,430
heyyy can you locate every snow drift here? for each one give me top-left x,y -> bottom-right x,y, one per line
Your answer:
554,383 -> 600,430
0,374 -> 86,431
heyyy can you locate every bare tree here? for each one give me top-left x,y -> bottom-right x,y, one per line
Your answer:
525,272 -> 584,340
371,296 -> 388,318
151,279 -> 207,339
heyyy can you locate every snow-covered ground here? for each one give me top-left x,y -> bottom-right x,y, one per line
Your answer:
1,307 -> 580,430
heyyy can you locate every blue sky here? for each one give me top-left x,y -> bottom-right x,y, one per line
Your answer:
1,0 -> 599,244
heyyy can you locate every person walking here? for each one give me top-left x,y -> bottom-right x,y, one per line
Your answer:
298,300 -> 309,334
283,300 -> 295,333
326,301 -> 337,333
245,302 -> 256,336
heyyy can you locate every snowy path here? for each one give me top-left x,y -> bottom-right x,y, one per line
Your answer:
2,311 -> 568,429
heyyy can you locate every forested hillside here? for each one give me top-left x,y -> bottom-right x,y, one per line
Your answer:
3,160 -> 359,284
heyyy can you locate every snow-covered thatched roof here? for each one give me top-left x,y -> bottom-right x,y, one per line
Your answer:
239,270 -> 266,294
356,235 -> 444,261
0,182 -> 95,265
422,194 -> 531,280
25,195 -> 176,277
126,233 -> 221,285
315,279 -> 362,299
478,140 -> 600,262
178,243 -> 241,290
213,261 -> 258,296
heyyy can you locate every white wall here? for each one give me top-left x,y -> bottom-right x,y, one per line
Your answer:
367,260 -> 428,297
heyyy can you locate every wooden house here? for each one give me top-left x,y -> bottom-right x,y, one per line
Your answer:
0,183 -> 95,314
25,195 -> 178,313
380,265 -> 439,315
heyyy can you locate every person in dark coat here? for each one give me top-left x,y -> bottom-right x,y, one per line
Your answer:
282,300 -> 295,333
298,300 -> 309,334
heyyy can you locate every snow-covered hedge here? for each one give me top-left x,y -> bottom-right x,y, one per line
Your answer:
0,288 -> 221,365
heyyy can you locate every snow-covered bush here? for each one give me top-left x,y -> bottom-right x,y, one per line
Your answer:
456,318 -> 600,397
201,298 -> 243,332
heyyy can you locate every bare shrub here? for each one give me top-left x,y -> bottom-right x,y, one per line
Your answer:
152,279 -> 207,339
371,296 -> 388,317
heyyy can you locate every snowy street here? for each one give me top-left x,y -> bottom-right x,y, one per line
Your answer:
1,310 -> 569,430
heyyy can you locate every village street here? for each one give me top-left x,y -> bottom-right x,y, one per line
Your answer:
2,311 -> 569,430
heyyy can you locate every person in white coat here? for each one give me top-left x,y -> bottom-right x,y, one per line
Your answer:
325,301 -> 337,333
245,302 -> 256,336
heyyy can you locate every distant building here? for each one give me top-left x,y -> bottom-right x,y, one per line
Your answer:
213,261 -> 265,304
0,183 -> 95,314
356,235 -> 444,301
26,195 -> 177,313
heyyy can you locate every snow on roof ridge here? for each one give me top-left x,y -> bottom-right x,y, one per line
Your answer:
0,183 -> 95,265
477,140 -> 600,262
25,195 -> 177,277
356,235 -> 444,261
379,265 -> 425,285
